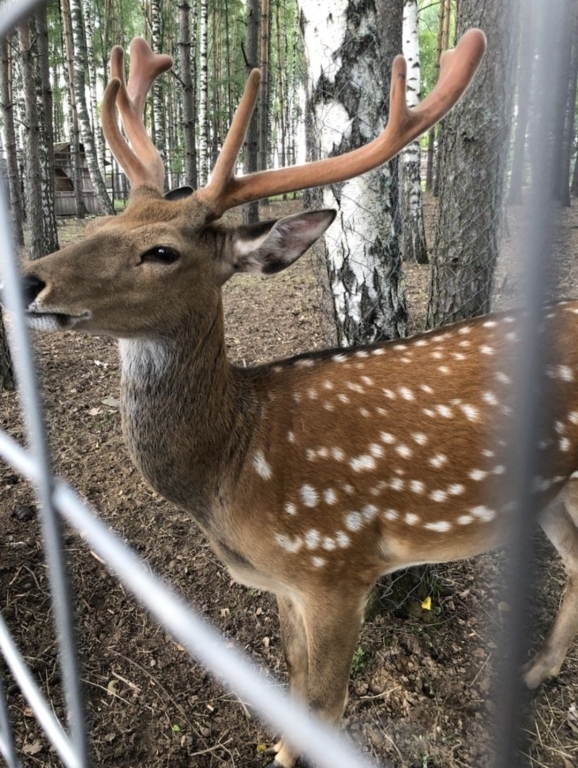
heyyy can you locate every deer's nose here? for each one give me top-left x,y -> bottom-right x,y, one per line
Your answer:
22,274 -> 46,306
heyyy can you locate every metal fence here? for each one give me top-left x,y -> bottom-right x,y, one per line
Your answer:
0,0 -> 575,767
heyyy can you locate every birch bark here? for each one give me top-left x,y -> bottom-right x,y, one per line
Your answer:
299,0 -> 407,345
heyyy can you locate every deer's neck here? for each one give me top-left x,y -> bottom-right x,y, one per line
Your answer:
118,305 -> 257,529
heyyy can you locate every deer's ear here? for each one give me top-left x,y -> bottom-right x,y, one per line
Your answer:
227,210 -> 336,276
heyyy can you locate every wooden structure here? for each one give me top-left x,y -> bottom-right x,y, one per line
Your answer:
53,142 -> 102,216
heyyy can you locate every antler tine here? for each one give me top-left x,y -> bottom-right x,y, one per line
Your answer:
200,28 -> 486,218
198,69 -> 262,209
102,38 -> 173,193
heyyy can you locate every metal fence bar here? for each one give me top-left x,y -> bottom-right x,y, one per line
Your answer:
0,143 -> 89,767
494,2 -> 567,765
0,617 -> 80,768
0,675 -> 20,768
0,429 -> 373,768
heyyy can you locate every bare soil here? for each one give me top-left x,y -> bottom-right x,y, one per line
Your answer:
1,200 -> 578,768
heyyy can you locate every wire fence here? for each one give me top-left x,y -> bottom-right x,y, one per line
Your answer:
0,0 -> 576,767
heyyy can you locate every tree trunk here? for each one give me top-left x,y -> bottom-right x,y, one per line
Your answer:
178,0 -> 197,188
84,2 -> 106,176
18,20 -> 45,260
508,0 -> 534,205
243,0 -> 260,225
401,0 -> 427,264
0,313 -> 14,391
34,9 -> 59,253
0,36 -> 24,246
258,0 -> 271,207
425,0 -> 447,192
198,0 -> 210,186
299,0 -> 408,345
426,0 -> 516,328
61,0 -> 85,218
69,0 -> 114,215
557,1 -> 578,206
151,0 -> 168,190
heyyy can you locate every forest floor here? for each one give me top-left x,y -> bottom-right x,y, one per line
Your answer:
1,197 -> 578,768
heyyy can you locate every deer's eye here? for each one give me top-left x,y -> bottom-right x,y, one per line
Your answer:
141,246 -> 180,264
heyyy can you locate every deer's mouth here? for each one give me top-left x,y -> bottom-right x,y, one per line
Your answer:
26,310 -> 91,332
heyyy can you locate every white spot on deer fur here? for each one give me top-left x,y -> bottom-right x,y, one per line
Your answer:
345,512 -> 363,531
360,407 -> 370,417
306,449 -> 316,462
293,393 -> 302,403
431,351 -> 443,360
429,453 -> 447,468
438,366 -> 451,375
381,432 -> 396,444
276,534 -> 303,553
482,449 -> 495,458
350,455 -> 376,472
347,382 -> 364,394
384,509 -> 399,521
481,345 -> 495,355
300,485 -> 318,507
493,465 -> 505,475
253,451 -> 272,480
400,387 -> 414,400
317,447 -> 329,459
383,389 -> 396,399
296,358 -> 315,368
435,405 -> 453,418
336,530 -> 351,547
461,404 -> 480,422
284,502 -> 297,515
557,421 -> 567,434
390,478 -> 405,491
356,351 -> 369,359
322,537 -> 336,551
430,490 -> 447,502
405,513 -> 420,525
332,447 -> 345,461
482,391 -> 499,406
372,347 -> 386,355
333,354 -> 347,363
506,332 -> 518,342
412,432 -> 428,445
503,316 -> 515,323
423,408 -> 435,417
395,444 -> 412,459
305,529 -> 321,549
458,326 -> 472,335
560,438 -> 571,452
308,388 -> 318,399
469,469 -> 488,481
410,480 -> 425,494
401,357 -> 413,364
369,443 -> 384,458
342,484 -> 354,495
362,504 -> 378,521
459,340 -> 471,348
566,307 -> 578,314
414,339 -> 429,347
312,556 -> 326,568
377,407 -> 388,417
323,403 -> 335,411
421,384 -> 434,394
361,376 -> 373,386
424,521 -> 451,532
471,505 -> 496,522
483,320 -> 497,328
323,380 -> 334,390
495,372 -> 512,384
448,484 -> 465,496
323,488 -> 338,505
287,431 -> 295,443
457,515 -> 473,525
570,411 -> 578,424
338,393 -> 350,403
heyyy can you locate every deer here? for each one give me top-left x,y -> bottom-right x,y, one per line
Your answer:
15,28 -> 578,768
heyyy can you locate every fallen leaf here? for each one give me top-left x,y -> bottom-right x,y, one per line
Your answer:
22,740 -> 43,755
421,596 -> 432,611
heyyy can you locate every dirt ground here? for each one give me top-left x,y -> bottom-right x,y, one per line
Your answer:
1,199 -> 578,768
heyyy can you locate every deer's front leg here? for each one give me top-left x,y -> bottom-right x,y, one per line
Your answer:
271,590 -> 367,768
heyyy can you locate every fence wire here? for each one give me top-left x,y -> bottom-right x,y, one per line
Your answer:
0,0 -> 574,767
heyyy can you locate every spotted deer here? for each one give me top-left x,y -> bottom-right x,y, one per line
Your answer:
17,29 -> 578,767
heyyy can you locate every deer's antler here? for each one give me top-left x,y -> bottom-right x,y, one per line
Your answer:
101,37 -> 173,192
197,28 -> 486,217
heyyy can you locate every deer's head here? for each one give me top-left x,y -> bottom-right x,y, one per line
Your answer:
22,32 -> 486,339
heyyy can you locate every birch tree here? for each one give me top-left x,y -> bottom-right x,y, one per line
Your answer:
69,0 -> 114,215
151,0 -> 168,188
177,0 -> 197,188
0,36 -> 24,246
401,0 -> 427,263
299,0 -> 407,345
198,0 -> 209,185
